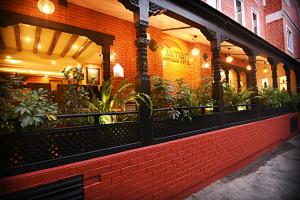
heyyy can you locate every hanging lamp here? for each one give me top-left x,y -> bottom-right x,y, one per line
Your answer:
191,35 -> 200,56
225,48 -> 233,63
38,0 -> 55,14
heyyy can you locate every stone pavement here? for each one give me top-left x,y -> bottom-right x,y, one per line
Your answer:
186,135 -> 300,200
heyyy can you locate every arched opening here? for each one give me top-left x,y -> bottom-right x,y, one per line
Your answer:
277,63 -> 287,91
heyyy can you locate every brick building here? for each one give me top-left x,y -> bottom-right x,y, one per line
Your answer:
0,1 -> 300,200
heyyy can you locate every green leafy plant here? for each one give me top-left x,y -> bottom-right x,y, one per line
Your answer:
60,66 -> 90,114
92,79 -> 152,124
258,87 -> 299,109
223,83 -> 252,110
14,88 -> 57,129
151,76 -> 175,108
174,79 -> 197,107
195,77 -> 214,107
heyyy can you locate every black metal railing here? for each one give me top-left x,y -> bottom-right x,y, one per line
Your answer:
152,106 -> 219,140
0,111 -> 141,177
0,103 -> 297,177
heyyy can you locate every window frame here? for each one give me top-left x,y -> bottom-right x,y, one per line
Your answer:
234,0 -> 245,26
251,8 -> 260,36
284,0 -> 290,7
286,25 -> 294,53
206,0 -> 222,11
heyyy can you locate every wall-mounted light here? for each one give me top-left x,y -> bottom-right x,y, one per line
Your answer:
113,63 -> 124,78
146,33 -> 151,41
246,65 -> 251,71
225,48 -> 233,63
191,35 -> 200,56
37,0 -> 55,15
202,53 -> 210,68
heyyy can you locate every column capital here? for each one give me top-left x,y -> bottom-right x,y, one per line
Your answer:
267,57 -> 279,67
243,48 -> 259,57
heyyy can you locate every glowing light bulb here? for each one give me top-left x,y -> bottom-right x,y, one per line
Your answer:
226,55 -> 233,63
191,47 -> 200,56
37,0 -> 55,15
246,65 -> 251,71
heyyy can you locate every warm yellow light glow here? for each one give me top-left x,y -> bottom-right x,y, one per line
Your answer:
246,65 -> 251,71
263,68 -> 268,73
113,63 -> 124,78
162,49 -> 166,57
24,37 -> 32,42
191,47 -> 200,56
45,74 -> 48,77
51,60 -> 56,64
110,52 -> 116,62
226,55 -> 233,63
5,55 -> 12,59
0,68 -> 62,77
72,45 -> 78,50
38,44 -> 42,49
202,62 -> 210,68
146,33 -> 151,41
5,58 -> 22,64
37,0 -> 55,14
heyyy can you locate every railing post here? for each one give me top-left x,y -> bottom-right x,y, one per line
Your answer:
244,48 -> 260,119
201,28 -> 225,127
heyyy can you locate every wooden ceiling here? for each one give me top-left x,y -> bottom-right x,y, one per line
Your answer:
0,23 -> 102,74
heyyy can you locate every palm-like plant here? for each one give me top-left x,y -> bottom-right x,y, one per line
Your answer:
93,79 -> 152,124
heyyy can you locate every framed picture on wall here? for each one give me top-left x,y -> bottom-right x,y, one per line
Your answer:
86,67 -> 100,85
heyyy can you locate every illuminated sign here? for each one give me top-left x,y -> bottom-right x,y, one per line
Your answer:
162,47 -> 191,65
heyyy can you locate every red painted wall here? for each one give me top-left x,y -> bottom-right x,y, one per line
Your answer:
0,113 -> 299,200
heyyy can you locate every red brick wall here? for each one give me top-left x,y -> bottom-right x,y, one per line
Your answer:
266,0 -> 282,14
266,19 -> 285,51
1,113 -> 299,200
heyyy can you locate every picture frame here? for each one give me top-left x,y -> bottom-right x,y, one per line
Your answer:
86,67 -> 100,85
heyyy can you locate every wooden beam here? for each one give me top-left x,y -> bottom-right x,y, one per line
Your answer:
0,31 -> 5,49
33,27 -> 42,54
47,31 -> 61,55
60,34 -> 79,57
13,25 -> 21,52
72,39 -> 93,59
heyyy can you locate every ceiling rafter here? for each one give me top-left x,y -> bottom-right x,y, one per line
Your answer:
13,25 -> 22,52
0,31 -> 5,49
48,31 -> 61,55
72,39 -> 93,59
33,27 -> 42,54
60,34 -> 79,57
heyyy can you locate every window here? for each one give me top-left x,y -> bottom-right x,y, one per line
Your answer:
284,0 -> 290,7
252,9 -> 260,35
206,0 -> 220,10
286,26 -> 293,52
235,0 -> 244,25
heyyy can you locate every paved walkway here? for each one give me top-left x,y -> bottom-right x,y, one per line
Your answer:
186,135 -> 300,200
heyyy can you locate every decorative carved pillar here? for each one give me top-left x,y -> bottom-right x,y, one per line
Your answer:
224,67 -> 229,84
236,69 -> 241,91
246,72 -> 251,89
244,48 -> 258,96
118,0 -> 166,145
102,43 -> 111,81
267,58 -> 278,89
284,65 -> 291,93
201,28 -> 225,126
244,48 -> 259,118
